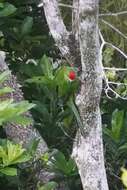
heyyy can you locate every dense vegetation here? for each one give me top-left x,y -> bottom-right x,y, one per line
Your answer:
0,0 -> 127,189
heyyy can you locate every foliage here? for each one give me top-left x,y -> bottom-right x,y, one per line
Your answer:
42,150 -> 78,177
38,181 -> 58,190
41,149 -> 81,190
0,140 -> 31,176
103,109 -> 127,189
0,71 -> 35,126
0,71 -> 35,189
0,0 -> 127,189
121,167 -> 127,189
24,55 -> 81,153
0,2 -> 17,17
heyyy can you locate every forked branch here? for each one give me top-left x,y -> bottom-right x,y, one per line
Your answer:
99,32 -> 127,100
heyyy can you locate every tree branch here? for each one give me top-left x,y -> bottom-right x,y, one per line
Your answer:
99,30 -> 127,59
72,0 -> 109,189
99,32 -> 127,100
42,0 -> 81,67
38,2 -> 77,9
104,67 -> 127,71
59,3 -> 75,9
42,0 -> 70,57
101,19 -> 127,40
108,81 -> 127,86
100,11 -> 127,17
72,0 -> 79,41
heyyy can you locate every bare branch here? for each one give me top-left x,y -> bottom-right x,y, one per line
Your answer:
99,32 -> 127,100
99,31 -> 127,59
104,79 -> 127,100
42,0 -> 70,57
108,81 -> 127,86
38,2 -> 77,9
101,19 -> 127,40
99,30 -> 105,67
104,67 -> 127,71
106,42 -> 127,59
58,3 -> 75,9
102,69 -> 125,100
72,0 -> 80,41
41,0 -> 81,67
100,11 -> 127,17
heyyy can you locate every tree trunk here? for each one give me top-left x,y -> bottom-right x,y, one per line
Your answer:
72,0 -> 108,189
0,51 -> 49,189
0,51 -> 48,156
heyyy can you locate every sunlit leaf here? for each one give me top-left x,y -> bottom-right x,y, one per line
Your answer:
0,167 -> 17,176
0,3 -> 17,17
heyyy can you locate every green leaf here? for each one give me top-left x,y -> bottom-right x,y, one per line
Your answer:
0,167 -> 17,176
33,101 -> 50,122
0,99 -> 13,112
0,100 -> 35,126
0,140 -> 31,166
46,150 -> 77,177
0,3 -> 4,8
12,101 -> 35,115
68,98 -> 84,134
41,152 -> 50,163
38,181 -> 58,190
111,109 -> 124,142
26,138 -> 40,156
21,16 -> 33,36
67,158 -> 77,175
26,76 -> 51,84
103,127 -> 115,140
9,116 -> 33,126
40,55 -> 53,79
118,143 -> 127,152
0,87 -> 13,96
0,70 -> 10,83
0,3 -> 17,17
50,150 -> 68,173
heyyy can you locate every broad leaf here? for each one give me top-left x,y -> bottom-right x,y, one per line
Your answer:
38,181 -> 58,190
68,98 -> 84,134
21,16 -> 33,36
40,55 -> 53,79
0,87 -> 13,96
111,109 -> 124,142
0,3 -> 17,17
0,70 -> 10,83
0,167 -> 17,176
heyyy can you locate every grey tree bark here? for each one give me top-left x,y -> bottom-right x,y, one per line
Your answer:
0,51 -> 49,189
42,0 -> 109,189
0,51 -> 48,157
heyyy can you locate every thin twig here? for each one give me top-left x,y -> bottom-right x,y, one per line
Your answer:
99,31 -> 127,60
100,11 -> 127,17
104,67 -> 127,71
106,42 -> 127,59
38,2 -> 77,9
38,2 -> 43,7
99,31 -> 127,100
101,19 -> 127,40
108,81 -> 127,86
105,81 -> 127,100
99,30 -> 105,74
58,3 -> 76,9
